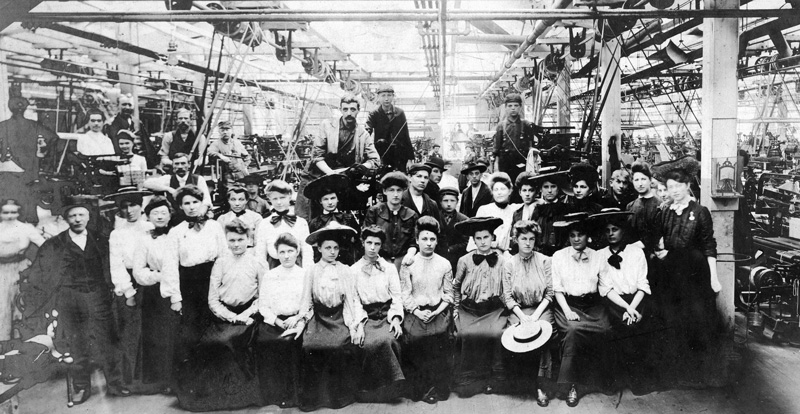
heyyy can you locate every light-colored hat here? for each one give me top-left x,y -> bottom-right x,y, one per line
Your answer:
501,320 -> 553,353
305,221 -> 358,246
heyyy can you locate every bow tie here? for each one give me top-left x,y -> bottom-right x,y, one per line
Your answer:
607,245 -> 625,270
150,226 -> 170,239
233,209 -> 247,217
185,215 -> 208,230
270,210 -> 297,226
572,250 -> 589,263
473,252 -> 498,267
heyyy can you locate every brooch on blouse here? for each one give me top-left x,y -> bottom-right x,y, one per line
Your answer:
689,211 -> 695,221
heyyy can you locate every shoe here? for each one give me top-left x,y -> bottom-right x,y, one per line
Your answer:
536,388 -> 549,407
422,387 -> 439,404
107,386 -> 132,397
73,387 -> 91,405
566,385 -> 579,407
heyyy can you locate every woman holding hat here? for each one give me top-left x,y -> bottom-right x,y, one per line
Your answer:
529,171 -> 570,256
592,209 -> 658,393
551,212 -> 612,407
399,217 -> 454,404
294,222 -> 366,411
651,156 -> 721,385
0,200 -> 44,340
131,196 -> 180,395
467,172 -> 522,252
453,216 -> 509,396
502,220 -> 555,406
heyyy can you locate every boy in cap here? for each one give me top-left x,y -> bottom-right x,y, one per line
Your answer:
367,84 -> 414,172
240,174 -> 269,216
439,186 -> 469,269
208,120 -> 250,202
363,171 -> 419,272
458,159 -> 492,218
493,93 -> 537,188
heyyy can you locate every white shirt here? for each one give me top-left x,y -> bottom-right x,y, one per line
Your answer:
68,229 -> 87,250
109,219 -> 153,297
117,153 -> 148,173
132,231 -> 180,302
217,210 -> 263,246
144,173 -> 212,206
208,251 -> 263,322
467,202 -> 522,252
162,220 -> 227,303
597,245 -> 651,297
411,193 -> 425,214
254,212 -> 314,269
259,264 -> 306,326
77,131 -> 115,156
552,246 -> 603,296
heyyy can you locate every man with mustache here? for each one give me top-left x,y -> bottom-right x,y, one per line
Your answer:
159,108 -> 206,168
108,95 -> 157,168
296,93 -> 380,219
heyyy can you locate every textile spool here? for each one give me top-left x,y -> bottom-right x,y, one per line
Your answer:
749,266 -> 783,289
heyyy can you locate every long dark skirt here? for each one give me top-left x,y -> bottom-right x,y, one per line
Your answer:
402,305 -> 452,400
140,283 -> 179,390
554,293 -> 612,387
453,298 -> 508,389
113,269 -> 143,389
177,261 -> 214,361
175,302 -> 261,412
655,248 -> 721,383
505,307 -> 556,386
254,317 -> 302,408
300,304 -> 360,410
360,301 -> 404,390
606,294 -> 661,392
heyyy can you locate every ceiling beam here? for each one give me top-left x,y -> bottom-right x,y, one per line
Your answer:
0,0 -> 43,32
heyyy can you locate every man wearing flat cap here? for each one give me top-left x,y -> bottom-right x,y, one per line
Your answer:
159,108 -> 206,168
493,93 -> 538,189
207,120 -> 250,202
21,204 -> 129,403
366,84 -> 414,172
402,163 -> 445,232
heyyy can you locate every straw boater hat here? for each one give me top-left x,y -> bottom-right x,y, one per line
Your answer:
455,216 -> 503,237
460,159 -> 488,175
650,155 -> 700,182
305,221 -> 358,246
587,208 -> 633,228
501,320 -> 553,353
303,173 -> 351,201
102,186 -> 153,204
553,212 -> 590,231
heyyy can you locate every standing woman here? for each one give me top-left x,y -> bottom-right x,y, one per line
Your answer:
628,162 -> 662,258
551,213 -> 612,407
131,196 -> 180,394
467,172 -> 522,252
162,185 -> 227,361
502,220 -> 555,406
399,217 -> 454,403
351,225 -> 405,400
0,200 -> 44,340
651,157 -> 722,384
295,222 -> 366,411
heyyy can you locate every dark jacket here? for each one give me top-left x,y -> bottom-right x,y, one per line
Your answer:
459,182 -> 493,218
441,210 -> 469,269
657,200 -> 717,257
600,188 -> 637,210
402,190 -> 445,256
363,203 -> 418,259
107,114 -> 157,168
493,117 -> 537,161
366,106 -> 414,168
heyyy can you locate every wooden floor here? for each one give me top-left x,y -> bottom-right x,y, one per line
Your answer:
13,314 -> 800,414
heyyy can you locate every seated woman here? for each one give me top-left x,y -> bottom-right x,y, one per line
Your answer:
295,222 -> 366,411
399,217 -> 454,403
592,209 -> 658,394
255,233 -> 306,408
304,173 -> 361,265
502,220 -> 555,406
552,212 -> 612,407
175,218 -> 263,412
131,197 -> 179,394
351,225 -> 405,401
467,172 -> 521,253
452,217 -> 509,397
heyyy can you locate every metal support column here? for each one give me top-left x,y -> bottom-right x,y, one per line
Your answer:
600,39 -> 621,184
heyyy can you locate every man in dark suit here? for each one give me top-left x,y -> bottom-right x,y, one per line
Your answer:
401,163 -> 446,256
439,186 -> 469,270
458,160 -> 492,218
366,84 -> 414,172
22,204 -> 129,404
493,93 -> 537,187
107,95 -> 157,168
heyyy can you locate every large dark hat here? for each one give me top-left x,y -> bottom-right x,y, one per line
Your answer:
306,221 -> 358,246
303,173 -> 351,201
455,216 -> 503,237
502,320 -> 553,353
553,212 -> 590,230
461,159 -> 488,175
569,162 -> 599,188
102,186 -> 152,204
530,170 -> 571,193
588,208 -> 633,228
425,156 -> 446,171
407,163 -> 432,175
651,155 -> 700,182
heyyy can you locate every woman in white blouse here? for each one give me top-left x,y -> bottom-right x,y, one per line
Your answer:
351,225 -> 405,400
132,196 -> 180,394
592,209 -> 658,395
162,185 -> 227,361
551,213 -> 612,407
295,222 -> 366,411
255,233 -> 306,408
467,172 -> 522,252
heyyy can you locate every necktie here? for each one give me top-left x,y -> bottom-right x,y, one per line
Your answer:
607,245 -> 625,269
473,252 -> 498,267
270,210 -> 297,226
150,227 -> 169,239
572,250 -> 589,263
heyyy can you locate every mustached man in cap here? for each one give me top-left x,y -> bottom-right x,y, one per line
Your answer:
296,93 -> 380,220
207,120 -> 251,203
493,93 -> 537,190
22,203 -> 129,404
159,108 -> 206,169
366,84 -> 414,172
458,159 -> 492,218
